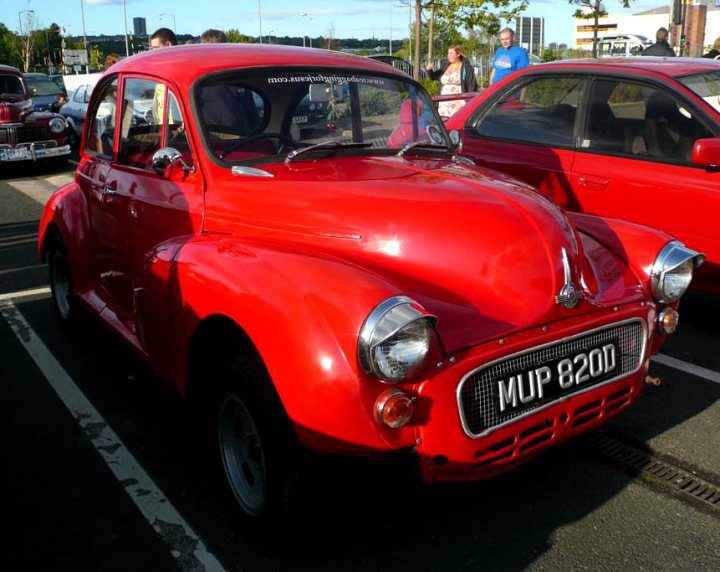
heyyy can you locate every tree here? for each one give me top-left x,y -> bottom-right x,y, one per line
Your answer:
569,0 -> 632,57
226,29 -> 253,43
18,10 -> 37,72
0,23 -> 21,69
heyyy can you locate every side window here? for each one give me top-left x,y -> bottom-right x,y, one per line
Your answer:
599,42 -> 612,58
475,76 -> 582,147
166,90 -> 192,164
118,78 -> 162,170
85,78 -> 119,156
72,86 -> 86,103
584,80 -> 713,163
612,42 -> 627,57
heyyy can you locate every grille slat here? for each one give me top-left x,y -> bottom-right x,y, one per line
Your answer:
459,319 -> 646,437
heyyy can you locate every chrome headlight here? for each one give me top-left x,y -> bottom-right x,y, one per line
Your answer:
49,117 -> 66,134
651,241 -> 705,303
358,296 -> 437,383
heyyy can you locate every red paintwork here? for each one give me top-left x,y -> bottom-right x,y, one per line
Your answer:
446,58 -> 720,295
0,65 -> 70,160
39,46 -> 683,480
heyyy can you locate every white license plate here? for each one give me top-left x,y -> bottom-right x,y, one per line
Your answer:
495,340 -> 618,415
292,115 -> 309,124
0,147 -> 32,162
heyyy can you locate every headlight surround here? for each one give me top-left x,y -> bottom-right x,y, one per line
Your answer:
651,241 -> 705,303
358,296 -> 437,383
49,117 -> 66,134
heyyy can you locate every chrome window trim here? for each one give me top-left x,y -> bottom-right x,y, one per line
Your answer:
456,317 -> 648,439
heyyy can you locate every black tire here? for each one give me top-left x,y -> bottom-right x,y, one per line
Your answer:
47,233 -> 77,325
213,346 -> 302,523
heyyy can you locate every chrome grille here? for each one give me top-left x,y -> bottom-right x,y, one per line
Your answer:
458,319 -> 646,438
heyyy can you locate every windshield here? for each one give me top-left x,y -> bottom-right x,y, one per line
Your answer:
0,74 -> 25,96
25,75 -> 64,96
678,71 -> 720,113
194,68 -> 449,163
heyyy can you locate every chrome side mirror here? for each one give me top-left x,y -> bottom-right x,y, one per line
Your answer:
151,147 -> 194,177
449,129 -> 462,151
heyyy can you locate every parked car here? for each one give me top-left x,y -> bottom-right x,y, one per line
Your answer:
597,35 -> 653,58
59,82 -> 94,147
39,45 -> 702,522
445,58 -> 720,296
24,72 -> 68,112
0,65 -> 70,165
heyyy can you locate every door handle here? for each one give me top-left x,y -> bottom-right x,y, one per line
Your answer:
103,185 -> 116,196
578,175 -> 609,191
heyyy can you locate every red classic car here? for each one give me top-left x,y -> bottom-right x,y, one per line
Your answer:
444,58 -> 720,295
39,45 -> 703,521
0,65 -> 70,165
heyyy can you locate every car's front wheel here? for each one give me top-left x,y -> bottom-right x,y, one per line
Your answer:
47,233 -> 76,324
213,349 -> 301,522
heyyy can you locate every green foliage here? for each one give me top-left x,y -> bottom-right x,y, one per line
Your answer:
541,49 -> 558,62
0,23 -> 20,68
358,88 -> 402,115
420,77 -> 439,96
227,29 -> 253,43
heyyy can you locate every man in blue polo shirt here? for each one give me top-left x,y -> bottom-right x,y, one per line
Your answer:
490,27 -> 530,84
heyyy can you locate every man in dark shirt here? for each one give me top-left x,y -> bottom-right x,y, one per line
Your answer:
642,28 -> 675,57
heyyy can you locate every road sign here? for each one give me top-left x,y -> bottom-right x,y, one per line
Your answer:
62,49 -> 88,66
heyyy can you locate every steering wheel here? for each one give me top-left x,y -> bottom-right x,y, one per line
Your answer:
221,132 -> 299,158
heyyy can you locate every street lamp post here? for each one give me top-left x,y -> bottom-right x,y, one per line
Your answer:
122,0 -> 130,56
257,0 -> 263,44
79,0 -> 89,72
159,13 -> 177,31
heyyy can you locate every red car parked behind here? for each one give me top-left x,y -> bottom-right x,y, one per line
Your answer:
446,58 -> 720,295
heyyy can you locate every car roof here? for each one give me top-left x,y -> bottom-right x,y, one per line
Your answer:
108,44 -> 412,90
533,57 -> 720,79
0,65 -> 21,76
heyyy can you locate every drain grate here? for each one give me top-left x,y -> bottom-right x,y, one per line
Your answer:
585,432 -> 720,512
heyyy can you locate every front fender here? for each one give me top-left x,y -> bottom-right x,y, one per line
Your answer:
143,234 -> 419,454
38,181 -> 92,290
570,212 -> 674,294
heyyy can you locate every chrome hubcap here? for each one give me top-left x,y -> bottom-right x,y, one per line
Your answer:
218,393 -> 267,515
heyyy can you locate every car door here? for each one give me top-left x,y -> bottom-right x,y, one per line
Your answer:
77,76 -> 134,324
460,75 -> 584,210
107,77 -> 204,371
569,77 -> 720,290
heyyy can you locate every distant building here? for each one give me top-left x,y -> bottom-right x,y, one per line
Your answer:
133,17 -> 147,37
516,16 -> 545,54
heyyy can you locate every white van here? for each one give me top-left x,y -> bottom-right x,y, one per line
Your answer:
598,34 -> 653,58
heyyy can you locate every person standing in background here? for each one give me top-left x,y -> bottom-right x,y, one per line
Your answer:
702,37 -> 720,59
490,28 -> 529,85
426,44 -> 477,117
642,28 -> 675,57
201,29 -> 228,43
150,28 -> 177,50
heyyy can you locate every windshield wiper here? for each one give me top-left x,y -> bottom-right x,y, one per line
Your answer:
285,141 -> 372,163
397,140 -> 450,157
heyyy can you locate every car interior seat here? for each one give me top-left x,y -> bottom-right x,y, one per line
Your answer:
644,92 -> 696,162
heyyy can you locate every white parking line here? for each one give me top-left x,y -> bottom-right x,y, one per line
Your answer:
0,286 -> 51,301
651,354 -> 720,385
0,299 -> 226,572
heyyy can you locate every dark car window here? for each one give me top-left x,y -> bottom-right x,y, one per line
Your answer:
475,76 -> 583,147
0,74 -> 24,95
86,78 -> 119,156
25,74 -> 64,96
582,79 -> 713,163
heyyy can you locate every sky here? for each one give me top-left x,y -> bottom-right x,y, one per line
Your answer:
2,0 -> 667,48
